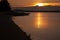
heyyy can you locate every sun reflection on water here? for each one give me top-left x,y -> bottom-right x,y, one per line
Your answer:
36,13 -> 41,28
34,13 -> 42,28
34,13 -> 48,29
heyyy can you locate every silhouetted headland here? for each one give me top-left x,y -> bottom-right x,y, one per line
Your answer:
0,0 -> 31,40
14,6 -> 60,12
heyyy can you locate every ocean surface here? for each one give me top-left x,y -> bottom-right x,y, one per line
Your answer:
12,12 -> 60,40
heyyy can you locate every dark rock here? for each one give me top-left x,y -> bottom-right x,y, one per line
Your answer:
0,0 -> 31,40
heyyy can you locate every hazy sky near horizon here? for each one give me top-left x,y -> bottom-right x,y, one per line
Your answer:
8,0 -> 60,7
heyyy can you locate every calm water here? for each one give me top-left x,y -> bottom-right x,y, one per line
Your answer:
12,12 -> 60,40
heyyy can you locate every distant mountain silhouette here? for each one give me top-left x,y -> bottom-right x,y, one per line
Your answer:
13,6 -> 60,12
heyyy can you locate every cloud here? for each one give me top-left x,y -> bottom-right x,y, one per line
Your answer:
39,0 -> 60,3
8,0 -> 60,7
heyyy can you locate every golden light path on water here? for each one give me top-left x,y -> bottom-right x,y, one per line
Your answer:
35,13 -> 42,28
36,13 -> 40,28
34,13 -> 48,29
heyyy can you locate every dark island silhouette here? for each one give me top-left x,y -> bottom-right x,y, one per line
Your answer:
0,0 -> 31,40
14,6 -> 60,12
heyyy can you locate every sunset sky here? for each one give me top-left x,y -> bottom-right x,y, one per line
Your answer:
7,0 -> 60,40
8,0 -> 60,7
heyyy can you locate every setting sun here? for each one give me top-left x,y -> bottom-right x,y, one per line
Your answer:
34,3 -> 49,6
35,3 -> 45,6
33,3 -> 60,7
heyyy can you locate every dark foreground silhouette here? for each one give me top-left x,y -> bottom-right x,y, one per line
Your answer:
0,0 -> 31,40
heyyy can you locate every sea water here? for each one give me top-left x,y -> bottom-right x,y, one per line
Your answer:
12,12 -> 60,40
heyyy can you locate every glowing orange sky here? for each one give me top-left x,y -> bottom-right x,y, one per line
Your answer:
8,0 -> 60,7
